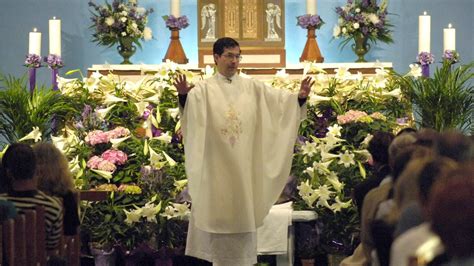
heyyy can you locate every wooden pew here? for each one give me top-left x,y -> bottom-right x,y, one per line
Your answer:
1,207 -> 48,266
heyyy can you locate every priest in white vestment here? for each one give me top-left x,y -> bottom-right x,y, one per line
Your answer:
174,37 -> 314,265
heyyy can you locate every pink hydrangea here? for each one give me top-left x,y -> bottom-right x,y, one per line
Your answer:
102,149 -> 128,165
337,110 -> 368,124
85,130 -> 110,145
97,160 -> 117,172
87,155 -> 117,172
86,155 -> 103,169
107,126 -> 131,139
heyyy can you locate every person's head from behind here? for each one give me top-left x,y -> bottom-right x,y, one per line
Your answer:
368,131 -> 394,166
2,143 -> 36,181
213,37 -> 241,78
435,130 -> 473,163
417,157 -> 457,212
388,132 -> 417,170
414,128 -> 439,148
429,164 -> 474,259
33,142 -> 74,196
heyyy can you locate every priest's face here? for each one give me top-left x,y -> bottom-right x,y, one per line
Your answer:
214,46 -> 241,78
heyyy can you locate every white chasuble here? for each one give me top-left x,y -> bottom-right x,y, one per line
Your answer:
181,73 -> 305,234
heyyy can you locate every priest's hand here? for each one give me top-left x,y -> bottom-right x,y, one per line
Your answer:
173,74 -> 195,95
298,76 -> 314,99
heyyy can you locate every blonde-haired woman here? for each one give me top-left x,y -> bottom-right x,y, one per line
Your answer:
33,142 -> 80,236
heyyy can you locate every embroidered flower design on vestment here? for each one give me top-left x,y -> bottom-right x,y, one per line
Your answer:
220,104 -> 243,147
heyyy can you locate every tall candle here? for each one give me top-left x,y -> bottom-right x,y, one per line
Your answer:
306,0 -> 317,15
28,28 -> 41,56
49,17 -> 61,56
418,11 -> 431,53
171,0 -> 180,17
443,23 -> 456,51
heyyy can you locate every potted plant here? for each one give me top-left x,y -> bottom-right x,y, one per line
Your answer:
395,59 -> 473,132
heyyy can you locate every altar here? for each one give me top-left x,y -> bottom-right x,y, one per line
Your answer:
88,62 -> 393,81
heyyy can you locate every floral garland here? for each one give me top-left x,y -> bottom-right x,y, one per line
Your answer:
24,54 -> 42,68
163,15 -> 190,30
297,14 -> 324,29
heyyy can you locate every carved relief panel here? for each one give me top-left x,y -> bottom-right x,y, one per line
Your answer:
198,0 -> 286,67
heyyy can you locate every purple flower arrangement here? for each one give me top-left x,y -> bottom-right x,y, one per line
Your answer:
44,54 -> 64,69
297,14 -> 325,30
442,50 -> 459,64
89,0 -> 154,47
333,0 -> 393,45
163,15 -> 190,30
24,54 -> 42,68
417,52 -> 435,65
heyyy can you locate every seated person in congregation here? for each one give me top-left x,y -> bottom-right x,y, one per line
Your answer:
0,143 -> 64,251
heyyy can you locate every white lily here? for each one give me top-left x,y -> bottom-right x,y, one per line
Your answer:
110,136 -> 130,149
149,146 -> 165,169
338,150 -> 355,167
327,124 -> 343,137
104,94 -> 127,105
409,63 -> 422,78
141,201 -> 162,222
124,208 -> 142,224
153,131 -> 172,143
135,101 -> 149,116
91,169 -> 113,181
167,107 -> 180,120
314,185 -> 334,208
327,172 -> 344,192
18,127 -> 42,142
174,179 -> 188,191
95,104 -> 116,120
162,151 -> 176,167
330,197 -> 352,213
143,94 -> 160,104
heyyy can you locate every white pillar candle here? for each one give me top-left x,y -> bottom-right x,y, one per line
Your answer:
443,23 -> 456,51
171,0 -> 180,17
418,11 -> 431,53
49,17 -> 61,56
306,0 -> 317,15
28,28 -> 41,56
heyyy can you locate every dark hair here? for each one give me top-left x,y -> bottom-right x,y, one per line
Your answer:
2,143 -> 37,181
414,128 -> 439,148
417,157 -> 457,202
368,131 -> 394,164
213,37 -> 240,56
435,130 -> 473,162
429,164 -> 474,258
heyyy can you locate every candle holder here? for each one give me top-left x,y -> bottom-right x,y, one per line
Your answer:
162,15 -> 190,64
163,28 -> 188,64
44,54 -> 64,91
299,27 -> 324,63
24,54 -> 42,95
416,52 -> 434,78
296,14 -> 325,63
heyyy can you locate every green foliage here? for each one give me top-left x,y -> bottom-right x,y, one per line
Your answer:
396,61 -> 474,132
0,73 -> 76,148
